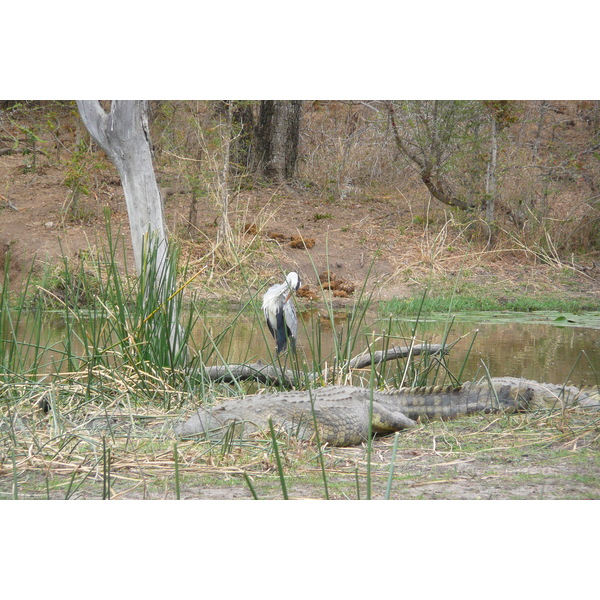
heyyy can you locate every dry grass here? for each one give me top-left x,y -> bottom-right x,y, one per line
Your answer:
2,374 -> 599,500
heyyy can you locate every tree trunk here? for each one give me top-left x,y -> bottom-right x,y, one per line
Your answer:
254,100 -> 301,182
76,101 -> 185,363
214,100 -> 255,175
215,101 -> 235,255
485,116 -> 498,223
76,101 -> 168,277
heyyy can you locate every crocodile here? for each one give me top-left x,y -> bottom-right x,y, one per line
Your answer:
175,377 -> 600,447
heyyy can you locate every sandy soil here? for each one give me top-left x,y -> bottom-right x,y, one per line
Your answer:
2,149 -> 599,305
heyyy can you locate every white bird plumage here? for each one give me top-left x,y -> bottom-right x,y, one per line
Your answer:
262,272 -> 301,354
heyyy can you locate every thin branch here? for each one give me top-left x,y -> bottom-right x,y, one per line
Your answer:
387,102 -> 477,212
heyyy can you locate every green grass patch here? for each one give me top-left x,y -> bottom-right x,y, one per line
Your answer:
382,293 -> 600,315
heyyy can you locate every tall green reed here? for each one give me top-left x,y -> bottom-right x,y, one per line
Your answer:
268,417 -> 289,499
0,249 -> 49,379
0,220 -> 212,409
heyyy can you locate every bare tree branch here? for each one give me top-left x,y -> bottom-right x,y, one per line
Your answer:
387,102 -> 477,212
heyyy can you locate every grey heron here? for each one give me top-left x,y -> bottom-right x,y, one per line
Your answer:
262,272 -> 301,354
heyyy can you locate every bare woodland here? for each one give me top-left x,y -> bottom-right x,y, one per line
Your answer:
1,100 -> 599,295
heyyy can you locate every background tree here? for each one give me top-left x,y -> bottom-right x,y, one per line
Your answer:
481,100 -> 520,224
214,100 -> 255,177
214,101 -> 236,256
387,100 -> 484,212
253,100 -> 302,182
386,100 -> 529,232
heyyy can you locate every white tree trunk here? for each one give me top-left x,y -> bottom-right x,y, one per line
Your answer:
77,101 -> 185,363
76,101 -> 168,278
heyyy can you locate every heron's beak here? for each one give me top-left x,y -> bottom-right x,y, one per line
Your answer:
285,291 -> 292,303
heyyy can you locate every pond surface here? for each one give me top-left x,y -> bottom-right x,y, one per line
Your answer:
392,312 -> 600,386
8,309 -> 600,386
196,310 -> 600,386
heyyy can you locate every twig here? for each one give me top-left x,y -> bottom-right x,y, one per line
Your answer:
0,193 -> 18,211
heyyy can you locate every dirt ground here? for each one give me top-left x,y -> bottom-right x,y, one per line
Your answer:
2,148 -> 599,305
0,148 -> 407,298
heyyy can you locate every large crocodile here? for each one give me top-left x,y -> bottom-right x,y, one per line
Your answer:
175,378 -> 600,447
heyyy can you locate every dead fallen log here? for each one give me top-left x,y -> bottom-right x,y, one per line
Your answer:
347,343 -> 444,369
204,344 -> 445,387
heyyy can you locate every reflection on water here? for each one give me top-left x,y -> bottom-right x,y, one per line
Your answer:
196,311 -> 600,387
413,319 -> 599,386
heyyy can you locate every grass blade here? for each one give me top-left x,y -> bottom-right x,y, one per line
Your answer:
242,472 -> 259,499
385,432 -> 400,500
268,418 -> 289,500
102,436 -> 111,500
306,387 -> 330,500
174,442 -> 181,500
11,448 -> 18,500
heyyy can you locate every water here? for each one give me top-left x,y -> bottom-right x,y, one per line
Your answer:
392,313 -> 600,386
196,310 -> 600,387
7,309 -> 600,386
